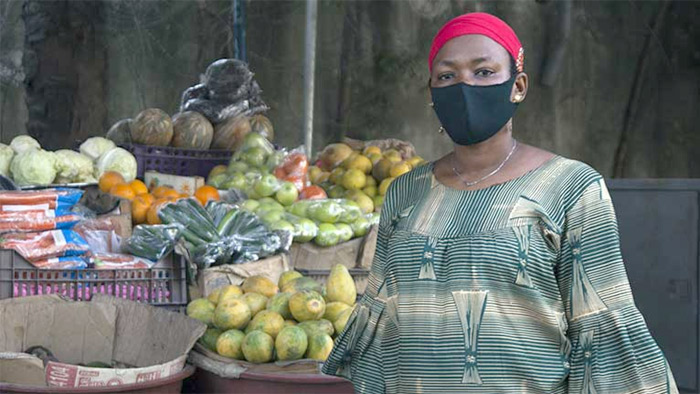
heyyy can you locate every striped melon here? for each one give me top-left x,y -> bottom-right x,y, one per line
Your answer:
131,108 -> 173,146
171,111 -> 214,150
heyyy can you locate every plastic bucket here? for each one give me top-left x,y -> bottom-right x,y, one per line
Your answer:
185,367 -> 355,394
0,364 -> 195,394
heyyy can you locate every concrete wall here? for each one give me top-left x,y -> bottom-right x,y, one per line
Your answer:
0,0 -> 698,178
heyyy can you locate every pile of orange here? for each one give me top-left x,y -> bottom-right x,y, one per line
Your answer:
97,172 -> 221,226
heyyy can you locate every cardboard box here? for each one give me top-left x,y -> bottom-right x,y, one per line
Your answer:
196,254 -> 290,298
144,171 -> 205,196
0,294 -> 205,388
289,225 -> 378,270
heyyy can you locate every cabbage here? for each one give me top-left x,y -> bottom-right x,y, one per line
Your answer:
80,137 -> 116,161
55,149 -> 96,183
95,147 -> 137,182
10,135 -> 41,154
0,144 -> 15,177
10,150 -> 57,186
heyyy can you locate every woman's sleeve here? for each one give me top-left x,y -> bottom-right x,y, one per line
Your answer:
558,179 -> 679,393
321,182 -> 396,393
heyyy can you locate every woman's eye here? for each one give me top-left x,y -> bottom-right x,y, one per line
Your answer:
437,73 -> 454,81
475,69 -> 494,77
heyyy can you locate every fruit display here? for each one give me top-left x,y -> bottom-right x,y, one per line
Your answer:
188,264 -> 358,363
104,59 -> 274,153
310,142 -> 427,213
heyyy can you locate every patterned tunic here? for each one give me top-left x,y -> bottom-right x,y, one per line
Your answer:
323,156 -> 678,393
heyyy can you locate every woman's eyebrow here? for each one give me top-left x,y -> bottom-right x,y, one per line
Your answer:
436,56 -> 493,68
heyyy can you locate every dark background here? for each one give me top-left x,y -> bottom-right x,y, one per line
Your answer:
0,0 -> 698,177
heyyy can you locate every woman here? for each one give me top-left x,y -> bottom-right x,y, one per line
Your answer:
323,12 -> 678,393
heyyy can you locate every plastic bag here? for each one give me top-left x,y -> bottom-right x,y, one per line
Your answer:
123,224 -> 184,262
282,212 -> 318,243
202,59 -> 254,96
0,188 -> 83,210
90,253 -> 154,269
158,199 -> 219,244
0,210 -> 83,233
73,216 -> 128,251
273,148 -> 309,192
180,84 -> 209,110
0,229 -> 89,261
29,256 -> 87,270
305,199 -> 350,224
299,185 -> 327,200
206,200 -> 238,227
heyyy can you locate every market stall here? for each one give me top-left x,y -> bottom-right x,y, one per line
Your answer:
0,58 -> 426,393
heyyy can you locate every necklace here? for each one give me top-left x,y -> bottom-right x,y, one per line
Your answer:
451,139 -> 518,187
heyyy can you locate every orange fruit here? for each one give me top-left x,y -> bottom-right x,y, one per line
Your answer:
99,171 -> 126,194
194,185 -> 220,206
146,198 -> 172,225
179,193 -> 190,199
129,179 -> 149,196
131,194 -> 154,225
109,183 -> 136,201
152,186 -> 179,200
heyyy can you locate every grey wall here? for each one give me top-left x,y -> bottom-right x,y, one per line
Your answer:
1,0 -> 698,178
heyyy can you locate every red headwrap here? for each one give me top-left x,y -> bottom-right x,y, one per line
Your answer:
428,12 -> 524,73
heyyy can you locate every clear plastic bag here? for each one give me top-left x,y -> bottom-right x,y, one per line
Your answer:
29,256 -> 87,270
273,147 -> 309,192
180,84 -> 209,110
0,229 -> 89,261
0,188 -> 83,210
281,212 -> 318,243
89,253 -> 154,269
0,210 -> 83,233
123,224 -> 184,262
305,199 -> 360,224
205,200 -> 238,227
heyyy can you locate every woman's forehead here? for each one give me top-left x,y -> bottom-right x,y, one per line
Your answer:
432,34 -> 511,68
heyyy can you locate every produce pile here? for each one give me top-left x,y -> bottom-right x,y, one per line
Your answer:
309,142 -> 427,213
204,134 -> 380,248
0,135 -> 137,187
187,265 -> 357,363
105,59 -> 273,152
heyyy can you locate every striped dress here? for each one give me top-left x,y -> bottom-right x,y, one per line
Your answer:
323,156 -> 678,393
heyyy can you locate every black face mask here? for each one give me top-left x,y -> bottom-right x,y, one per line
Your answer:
430,75 -> 519,146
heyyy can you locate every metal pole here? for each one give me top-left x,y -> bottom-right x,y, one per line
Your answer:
232,0 -> 247,62
302,0 -> 318,159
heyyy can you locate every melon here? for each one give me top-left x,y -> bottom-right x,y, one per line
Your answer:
131,108 -> 173,146
106,119 -> 133,145
171,111 -> 214,150
249,114 -> 274,141
211,115 -> 251,151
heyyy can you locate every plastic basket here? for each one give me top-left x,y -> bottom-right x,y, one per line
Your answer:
0,250 -> 187,311
120,144 -> 232,179
295,268 -> 370,295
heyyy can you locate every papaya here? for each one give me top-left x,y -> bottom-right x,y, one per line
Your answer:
289,290 -> 326,322
275,326 -> 308,361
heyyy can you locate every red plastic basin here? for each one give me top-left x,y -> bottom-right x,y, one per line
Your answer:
0,364 -> 195,394
186,367 -> 355,394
